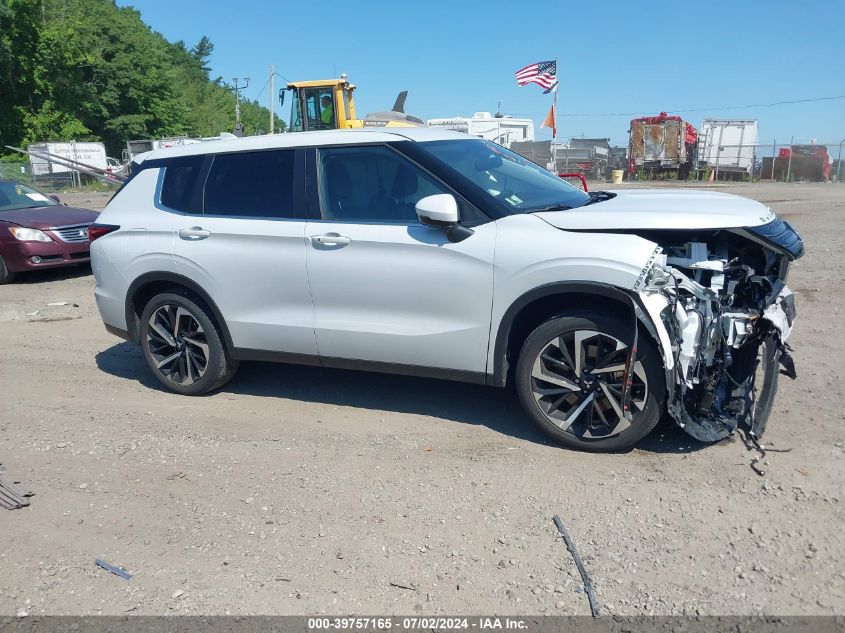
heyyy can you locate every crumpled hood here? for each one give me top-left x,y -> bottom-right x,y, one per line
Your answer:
535,189 -> 777,231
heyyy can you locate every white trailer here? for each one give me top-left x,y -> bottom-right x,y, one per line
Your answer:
698,119 -> 759,175
427,112 -> 534,148
28,141 -> 109,176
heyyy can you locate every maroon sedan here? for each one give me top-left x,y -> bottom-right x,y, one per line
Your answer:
0,180 -> 99,284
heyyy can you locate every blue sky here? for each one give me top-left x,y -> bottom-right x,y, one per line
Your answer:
119,0 -> 843,147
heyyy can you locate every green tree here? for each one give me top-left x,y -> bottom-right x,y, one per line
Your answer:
191,36 -> 214,76
0,0 -> 281,159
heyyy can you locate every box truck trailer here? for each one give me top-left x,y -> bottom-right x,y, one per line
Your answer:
698,119 -> 759,177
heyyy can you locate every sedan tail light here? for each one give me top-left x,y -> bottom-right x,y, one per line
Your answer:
88,224 -> 120,242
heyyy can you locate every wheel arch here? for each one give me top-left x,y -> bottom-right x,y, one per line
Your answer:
125,272 -> 235,357
491,282 -> 663,388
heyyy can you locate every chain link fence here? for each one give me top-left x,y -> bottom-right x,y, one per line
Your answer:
695,139 -> 843,182
512,137 -> 845,183
0,160 -> 120,193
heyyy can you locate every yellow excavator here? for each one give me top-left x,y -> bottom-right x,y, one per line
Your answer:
279,74 -> 424,132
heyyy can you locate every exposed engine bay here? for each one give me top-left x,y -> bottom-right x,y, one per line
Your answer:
636,219 -> 804,442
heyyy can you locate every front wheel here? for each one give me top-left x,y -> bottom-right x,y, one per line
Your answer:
0,254 -> 16,284
139,291 -> 238,395
515,311 -> 666,452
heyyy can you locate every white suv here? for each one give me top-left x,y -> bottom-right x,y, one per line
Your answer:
91,128 -> 803,451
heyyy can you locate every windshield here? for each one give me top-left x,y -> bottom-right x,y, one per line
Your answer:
0,181 -> 58,211
419,139 -> 590,213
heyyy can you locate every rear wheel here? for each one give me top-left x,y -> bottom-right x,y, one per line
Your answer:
0,254 -> 16,284
515,311 -> 665,451
139,291 -> 238,395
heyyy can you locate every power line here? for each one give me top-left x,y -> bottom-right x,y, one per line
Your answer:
558,94 -> 845,118
252,75 -> 271,102
252,72 -> 290,102
252,72 -> 290,133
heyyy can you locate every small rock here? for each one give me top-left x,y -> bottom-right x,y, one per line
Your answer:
497,559 -> 507,569
171,589 -> 184,600
243,497 -> 254,504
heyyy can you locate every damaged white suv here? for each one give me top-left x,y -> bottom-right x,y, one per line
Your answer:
90,128 -> 804,451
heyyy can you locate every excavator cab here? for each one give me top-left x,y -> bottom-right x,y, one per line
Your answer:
280,76 -> 356,132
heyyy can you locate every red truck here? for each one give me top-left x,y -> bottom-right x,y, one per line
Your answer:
628,112 -> 698,179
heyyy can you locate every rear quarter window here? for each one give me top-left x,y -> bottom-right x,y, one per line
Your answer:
160,155 -> 204,213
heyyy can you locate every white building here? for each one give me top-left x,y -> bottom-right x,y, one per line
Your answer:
426,112 -> 534,148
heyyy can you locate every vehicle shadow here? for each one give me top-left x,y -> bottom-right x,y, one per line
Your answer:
95,341 -> 710,454
634,415 -> 713,454
15,264 -> 92,284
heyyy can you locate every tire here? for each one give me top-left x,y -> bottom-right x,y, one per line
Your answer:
0,254 -> 16,285
139,291 -> 238,395
515,311 -> 666,452
749,335 -> 780,437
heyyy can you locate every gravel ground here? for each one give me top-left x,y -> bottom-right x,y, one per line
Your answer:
0,182 -> 843,616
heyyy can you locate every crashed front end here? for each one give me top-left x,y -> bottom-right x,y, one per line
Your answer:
636,218 -> 805,442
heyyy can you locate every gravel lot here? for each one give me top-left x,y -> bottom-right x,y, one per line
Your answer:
1,182 -> 843,616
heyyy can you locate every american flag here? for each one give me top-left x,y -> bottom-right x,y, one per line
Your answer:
515,60 -> 557,93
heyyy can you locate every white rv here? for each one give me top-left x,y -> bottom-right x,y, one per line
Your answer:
426,112 -> 534,148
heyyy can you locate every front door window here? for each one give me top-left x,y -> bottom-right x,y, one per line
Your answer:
318,145 -> 452,223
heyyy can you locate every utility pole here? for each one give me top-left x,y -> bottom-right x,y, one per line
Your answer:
231,76 -> 251,129
269,65 -> 275,134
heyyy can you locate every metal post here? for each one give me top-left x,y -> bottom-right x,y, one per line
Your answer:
837,138 -> 845,182
269,65 -> 274,134
233,77 -> 240,126
750,143 -> 756,182
231,77 -> 250,127
786,135 -> 794,182
771,139 -> 776,180
71,138 -> 77,188
714,125 -> 724,181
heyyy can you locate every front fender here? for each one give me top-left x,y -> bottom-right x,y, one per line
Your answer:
487,215 -> 672,384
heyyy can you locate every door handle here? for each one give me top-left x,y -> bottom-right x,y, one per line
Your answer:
310,233 -> 351,246
178,227 -> 210,240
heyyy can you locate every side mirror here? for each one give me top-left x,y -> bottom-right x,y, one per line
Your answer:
416,194 -> 474,243
416,194 -> 458,227
279,88 -> 286,107
48,194 -> 61,204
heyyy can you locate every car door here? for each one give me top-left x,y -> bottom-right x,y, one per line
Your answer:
305,144 -> 496,377
171,148 -> 316,357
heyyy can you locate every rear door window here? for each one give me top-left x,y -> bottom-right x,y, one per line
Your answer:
203,149 -> 302,219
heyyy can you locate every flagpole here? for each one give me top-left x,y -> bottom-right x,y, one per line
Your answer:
552,58 -> 558,173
